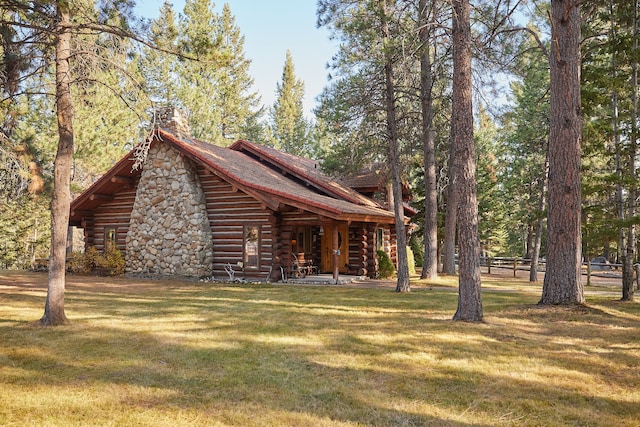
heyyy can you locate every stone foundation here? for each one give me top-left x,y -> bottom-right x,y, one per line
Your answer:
125,143 -> 213,277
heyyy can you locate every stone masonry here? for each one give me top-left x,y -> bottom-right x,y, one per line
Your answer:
125,143 -> 214,278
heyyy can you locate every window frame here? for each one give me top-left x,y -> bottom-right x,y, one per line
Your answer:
376,228 -> 384,252
105,227 -> 117,253
243,224 -> 260,270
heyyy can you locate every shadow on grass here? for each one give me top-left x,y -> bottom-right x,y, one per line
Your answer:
1,271 -> 639,426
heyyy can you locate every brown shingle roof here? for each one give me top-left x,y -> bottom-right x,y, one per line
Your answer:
70,129 -> 397,225
339,163 -> 388,193
229,139 -> 383,208
161,131 -> 395,222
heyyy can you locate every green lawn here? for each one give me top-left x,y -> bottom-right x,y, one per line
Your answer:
0,271 -> 639,426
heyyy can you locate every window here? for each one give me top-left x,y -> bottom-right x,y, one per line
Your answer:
244,225 -> 260,269
105,227 -> 117,253
293,227 -> 313,254
376,228 -> 384,252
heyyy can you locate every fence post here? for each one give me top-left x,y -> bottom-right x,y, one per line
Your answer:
488,257 -> 491,274
513,258 -> 517,278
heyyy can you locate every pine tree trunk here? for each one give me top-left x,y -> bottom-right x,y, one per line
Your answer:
442,149 -> 457,275
622,246 -> 634,300
525,223 -> 534,261
608,1 -> 633,300
419,0 -> 438,280
380,0 -> 409,292
41,1 -> 72,326
540,0 -> 585,305
622,0 -> 638,301
530,155 -> 548,282
451,0 -> 482,321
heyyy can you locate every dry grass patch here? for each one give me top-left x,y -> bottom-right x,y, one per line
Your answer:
0,270 -> 639,426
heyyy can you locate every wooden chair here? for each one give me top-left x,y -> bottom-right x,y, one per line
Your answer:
291,254 -> 306,278
268,264 -> 285,282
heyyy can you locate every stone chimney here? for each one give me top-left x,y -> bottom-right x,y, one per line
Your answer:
156,106 -> 191,136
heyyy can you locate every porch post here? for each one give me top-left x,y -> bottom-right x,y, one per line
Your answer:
333,223 -> 339,282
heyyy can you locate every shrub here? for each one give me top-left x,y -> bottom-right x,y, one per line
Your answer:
66,250 -> 87,274
82,246 -> 101,274
409,235 -> 424,267
377,249 -> 395,279
74,246 -> 125,276
100,247 -> 125,275
406,246 -> 416,275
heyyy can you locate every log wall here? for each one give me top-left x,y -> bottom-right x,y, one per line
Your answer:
199,168 -> 274,280
88,184 -> 138,252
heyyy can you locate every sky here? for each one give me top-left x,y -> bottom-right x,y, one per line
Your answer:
135,0 -> 337,118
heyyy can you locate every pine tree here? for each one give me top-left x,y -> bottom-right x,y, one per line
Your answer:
451,0 -> 483,321
146,0 -> 265,145
140,1 -> 180,107
540,0 -> 585,305
178,0 -> 224,142
500,30 -> 550,275
1,0 -> 156,325
317,0 -> 415,291
475,108 -> 509,257
270,50 -> 309,154
73,29 -> 146,183
386,4 -> 410,291
215,4 -> 264,144
581,0 -> 640,299
418,0 -> 438,280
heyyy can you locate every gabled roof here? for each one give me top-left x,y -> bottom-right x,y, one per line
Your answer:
339,163 -> 418,217
339,163 -> 388,194
339,162 -> 413,200
70,129 -> 398,226
229,139 -> 382,209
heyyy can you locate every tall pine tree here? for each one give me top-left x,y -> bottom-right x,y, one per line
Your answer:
178,0 -> 224,142
540,0 -> 585,305
142,0 -> 264,146
140,1 -> 180,107
451,0 -> 483,321
215,4 -> 264,143
270,50 -> 309,154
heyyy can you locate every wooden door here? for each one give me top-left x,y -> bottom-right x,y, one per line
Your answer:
320,223 -> 349,273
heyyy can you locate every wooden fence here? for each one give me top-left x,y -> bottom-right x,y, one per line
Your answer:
483,256 -> 628,284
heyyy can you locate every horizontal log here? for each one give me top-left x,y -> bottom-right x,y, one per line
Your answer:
111,175 -> 135,186
90,193 -> 114,201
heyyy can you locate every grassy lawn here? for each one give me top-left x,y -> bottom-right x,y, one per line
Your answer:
0,271 -> 639,426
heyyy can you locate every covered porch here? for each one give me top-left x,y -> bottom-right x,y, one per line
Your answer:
275,217 -> 396,282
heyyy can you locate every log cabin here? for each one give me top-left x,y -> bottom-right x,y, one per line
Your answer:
69,109 -> 413,281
